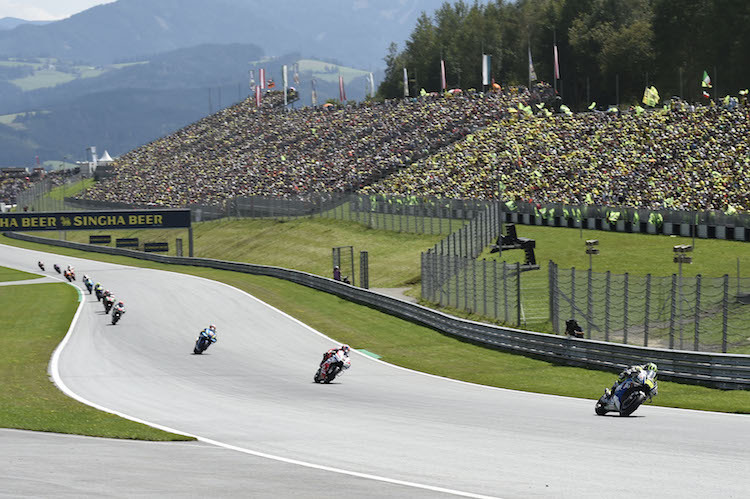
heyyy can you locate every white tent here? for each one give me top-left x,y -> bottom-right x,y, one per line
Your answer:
98,150 -> 114,163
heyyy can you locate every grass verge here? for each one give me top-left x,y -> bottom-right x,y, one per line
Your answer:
3,235 -> 749,414
0,281 -> 193,440
0,265 -> 41,282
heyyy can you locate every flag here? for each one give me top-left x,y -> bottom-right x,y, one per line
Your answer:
642,86 -> 659,107
403,68 -> 409,97
702,70 -> 712,88
588,102 -> 596,110
282,65 -> 288,106
482,54 -> 491,86
528,46 -> 537,82
311,78 -> 318,106
702,90 -> 710,98
254,85 -> 261,107
368,72 -> 375,97
248,69 -> 255,89
259,68 -> 265,90
553,45 -> 560,80
293,63 -> 300,85
440,59 -> 447,90
339,75 -> 346,101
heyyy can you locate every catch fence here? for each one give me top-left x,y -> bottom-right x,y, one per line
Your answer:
549,262 -> 750,353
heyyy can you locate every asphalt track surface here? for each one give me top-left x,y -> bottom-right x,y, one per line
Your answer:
2,243 -> 750,498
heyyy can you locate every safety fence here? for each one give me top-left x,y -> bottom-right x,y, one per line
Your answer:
51,188 -> 750,241
15,173 -> 87,213
6,230 -> 750,390
549,262 -> 750,353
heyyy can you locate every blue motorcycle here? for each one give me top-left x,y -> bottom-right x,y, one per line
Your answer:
595,369 -> 658,417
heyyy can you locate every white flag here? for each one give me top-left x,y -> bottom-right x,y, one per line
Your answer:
403,68 -> 409,97
482,54 -> 491,86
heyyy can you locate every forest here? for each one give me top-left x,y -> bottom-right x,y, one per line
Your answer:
377,0 -> 750,109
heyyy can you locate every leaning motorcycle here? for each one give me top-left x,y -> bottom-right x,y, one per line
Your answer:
103,295 -> 115,314
193,331 -> 216,354
314,350 -> 351,384
111,308 -> 123,325
595,369 -> 658,417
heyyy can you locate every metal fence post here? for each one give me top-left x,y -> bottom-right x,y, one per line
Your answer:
516,262 -> 522,326
587,267 -> 594,339
472,259 -> 478,313
493,259 -> 498,320
644,274 -> 651,347
463,257 -> 469,311
570,267 -> 576,320
604,271 -> 611,342
549,261 -> 555,329
482,259 -> 487,317
623,272 -> 629,345
503,263 -> 509,323
669,274 -> 677,350
722,274 -> 729,353
694,274 -> 701,351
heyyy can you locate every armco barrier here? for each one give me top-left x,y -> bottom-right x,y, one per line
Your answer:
5,231 -> 750,390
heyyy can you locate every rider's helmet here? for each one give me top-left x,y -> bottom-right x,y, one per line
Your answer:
209,324 -> 216,332
118,301 -> 124,306
83,274 -> 89,280
341,344 -> 350,355
645,362 -> 658,373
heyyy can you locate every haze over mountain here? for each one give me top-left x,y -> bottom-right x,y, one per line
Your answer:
0,0 -> 448,166
0,18 -> 52,30
0,0 -> 444,68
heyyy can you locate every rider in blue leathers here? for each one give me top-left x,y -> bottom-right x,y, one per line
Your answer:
605,362 -> 658,399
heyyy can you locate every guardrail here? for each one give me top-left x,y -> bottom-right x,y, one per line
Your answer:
5,231 -> 750,390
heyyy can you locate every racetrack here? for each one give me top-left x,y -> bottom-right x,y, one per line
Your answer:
2,243 -> 749,498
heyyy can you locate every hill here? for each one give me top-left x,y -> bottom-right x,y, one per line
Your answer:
0,0 -> 446,68
0,18 -> 51,30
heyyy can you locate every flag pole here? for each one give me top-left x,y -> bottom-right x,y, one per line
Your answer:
553,29 -> 557,94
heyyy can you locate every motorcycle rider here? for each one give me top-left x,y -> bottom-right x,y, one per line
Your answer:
112,300 -> 125,317
317,344 -> 350,382
199,324 -> 217,343
605,362 -> 658,399
38,261 -> 45,271
94,282 -> 104,301
83,275 -> 93,294
103,291 -> 116,313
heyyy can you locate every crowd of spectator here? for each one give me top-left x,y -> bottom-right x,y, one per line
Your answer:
363,103 -> 750,213
79,88 -> 531,207
75,86 -> 750,214
0,168 -> 78,206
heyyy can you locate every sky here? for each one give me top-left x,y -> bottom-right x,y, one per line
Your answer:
0,0 -> 114,21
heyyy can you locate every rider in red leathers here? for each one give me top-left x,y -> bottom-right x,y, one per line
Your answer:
317,344 -> 350,382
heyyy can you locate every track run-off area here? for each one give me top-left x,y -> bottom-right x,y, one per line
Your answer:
1,243 -> 749,498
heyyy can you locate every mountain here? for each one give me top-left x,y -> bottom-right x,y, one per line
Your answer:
0,17 -> 51,30
0,43 -> 376,165
0,0 -> 449,166
0,0 -> 446,68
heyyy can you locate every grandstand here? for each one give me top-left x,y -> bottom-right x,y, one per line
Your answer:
69,88 -> 750,217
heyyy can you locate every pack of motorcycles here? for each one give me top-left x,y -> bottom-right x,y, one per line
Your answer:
35,262 -> 657,410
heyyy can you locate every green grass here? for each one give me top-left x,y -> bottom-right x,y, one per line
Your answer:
0,266 -> 40,282
3,234 -> 749,414
297,59 -> 369,83
0,282 -> 193,440
56,217 -> 444,288
11,69 -> 77,91
46,178 -> 94,200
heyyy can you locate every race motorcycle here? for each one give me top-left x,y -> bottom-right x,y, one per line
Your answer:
103,295 -> 116,314
111,308 -> 124,325
595,369 -> 658,417
37,261 -> 45,271
314,350 -> 351,384
84,279 -> 93,294
193,330 -> 217,354
63,270 -> 73,282
53,264 -> 61,274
